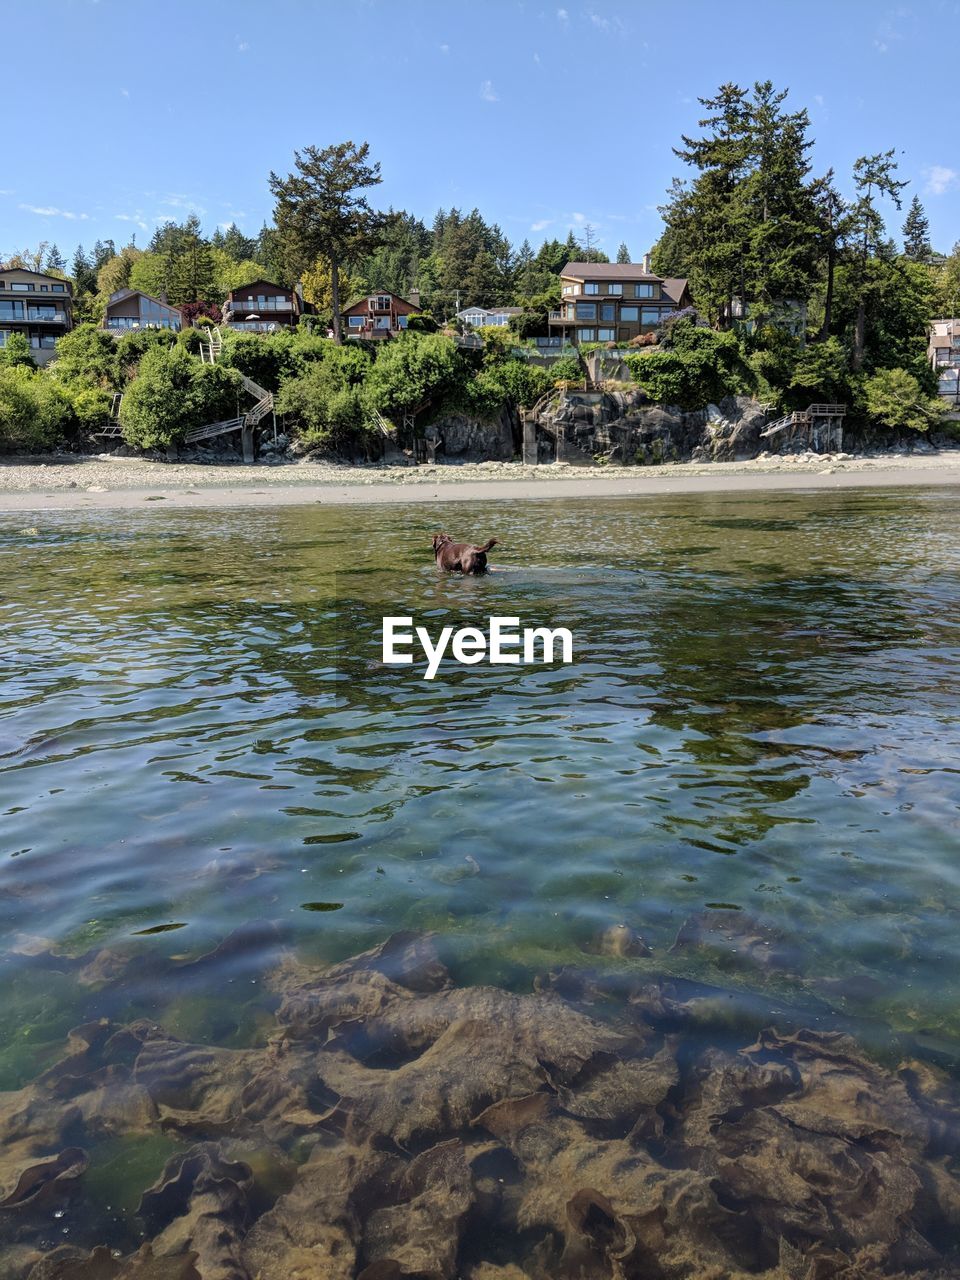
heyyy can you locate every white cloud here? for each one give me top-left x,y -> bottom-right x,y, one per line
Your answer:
116,213 -> 149,230
439,42 -> 449,54
531,219 -> 551,231
588,11 -> 622,33
925,165 -> 959,196
533,51 -> 540,64
813,93 -> 825,107
480,79 -> 499,102
120,87 -> 129,98
572,211 -> 586,224
19,203 -> 88,221
556,7 -> 569,25
236,37 -> 249,52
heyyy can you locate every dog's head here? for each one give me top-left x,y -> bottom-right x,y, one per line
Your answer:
432,532 -> 452,553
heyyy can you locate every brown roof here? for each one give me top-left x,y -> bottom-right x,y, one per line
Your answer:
661,278 -> 690,306
561,261 -> 660,281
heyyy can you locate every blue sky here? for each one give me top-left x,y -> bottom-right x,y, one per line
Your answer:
4,0 -> 959,263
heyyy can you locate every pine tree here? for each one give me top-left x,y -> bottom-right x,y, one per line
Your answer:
902,195 -> 931,261
616,242 -> 631,263
44,243 -> 66,274
71,245 -> 96,294
270,141 -> 387,342
849,150 -> 908,368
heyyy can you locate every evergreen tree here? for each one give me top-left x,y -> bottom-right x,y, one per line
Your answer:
44,244 -> 66,274
270,141 -> 387,342
848,150 -> 908,368
902,195 -> 931,261
616,242 -> 631,264
71,245 -> 97,295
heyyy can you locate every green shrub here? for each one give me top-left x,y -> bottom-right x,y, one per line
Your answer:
220,329 -> 296,392
406,313 -> 439,334
119,346 -> 240,448
115,327 -> 178,368
50,325 -> 121,389
627,317 -> 751,409
0,333 -> 36,370
863,368 -> 944,433
0,367 -> 71,450
276,343 -> 374,446
363,333 -> 464,421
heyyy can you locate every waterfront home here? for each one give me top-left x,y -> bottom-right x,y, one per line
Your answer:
929,319 -> 960,405
457,305 -> 523,329
547,259 -> 690,346
730,296 -> 807,338
223,279 -> 309,331
343,289 -> 421,339
102,288 -> 182,332
0,267 -> 73,365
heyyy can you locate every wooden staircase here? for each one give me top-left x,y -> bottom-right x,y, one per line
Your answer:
192,326 -> 275,457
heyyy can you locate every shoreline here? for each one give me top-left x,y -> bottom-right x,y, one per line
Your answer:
1,450 -> 960,511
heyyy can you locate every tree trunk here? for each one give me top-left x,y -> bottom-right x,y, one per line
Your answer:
852,297 -> 866,371
331,255 -> 342,345
818,244 -> 835,342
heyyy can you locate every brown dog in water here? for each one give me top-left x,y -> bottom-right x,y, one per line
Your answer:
432,532 -> 498,575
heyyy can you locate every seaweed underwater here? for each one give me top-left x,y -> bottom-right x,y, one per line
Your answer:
2,930 -> 959,1280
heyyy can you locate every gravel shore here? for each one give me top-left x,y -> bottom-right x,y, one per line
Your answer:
1,447 -> 959,511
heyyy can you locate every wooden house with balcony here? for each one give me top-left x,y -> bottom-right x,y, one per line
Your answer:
102,288 -> 182,333
343,290 -> 421,339
547,260 -> 690,347
0,267 -> 73,364
223,279 -> 309,332
929,318 -> 960,407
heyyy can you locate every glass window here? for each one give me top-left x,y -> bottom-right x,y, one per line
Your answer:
575,302 -> 597,319
40,285 -> 48,292
597,328 -> 615,341
52,283 -> 65,292
641,308 -> 661,325
397,315 -> 409,328
620,305 -> 639,321
561,285 -> 575,295
583,282 -> 599,295
635,283 -> 655,298
11,283 -> 30,292
348,316 -> 365,327
600,303 -> 615,321
607,284 -> 623,295
577,328 -> 595,342
0,301 -> 25,319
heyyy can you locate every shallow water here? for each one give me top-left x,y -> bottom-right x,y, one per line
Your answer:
2,488 -> 960,1261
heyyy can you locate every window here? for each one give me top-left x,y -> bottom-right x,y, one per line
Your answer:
577,328 -> 596,342
397,315 -> 408,328
600,303 -> 615,321
620,305 -> 639,321
348,316 -> 365,327
561,284 -> 576,296
575,302 -> 597,320
597,328 -> 615,341
584,282 -> 599,295
607,284 -> 623,295
31,333 -> 57,349
52,283 -> 65,292
641,308 -> 661,325
377,295 -> 391,309
11,283 -> 30,292
40,285 -> 48,292
635,283 -> 655,298
375,315 -> 391,329
0,301 -> 25,320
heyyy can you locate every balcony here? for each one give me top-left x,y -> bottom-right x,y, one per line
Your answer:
548,311 -> 573,323
27,308 -> 68,324
224,297 -> 293,314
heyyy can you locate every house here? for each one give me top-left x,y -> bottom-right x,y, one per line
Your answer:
730,296 -> 807,338
547,258 -> 690,346
457,305 -> 523,329
0,267 -> 73,365
223,279 -> 309,331
102,288 -> 182,332
929,318 -> 960,406
343,289 -> 421,339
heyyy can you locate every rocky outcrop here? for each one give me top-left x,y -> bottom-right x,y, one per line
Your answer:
425,408 -> 517,462
535,391 -> 771,465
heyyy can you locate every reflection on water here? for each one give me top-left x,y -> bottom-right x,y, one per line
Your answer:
1,488 -> 960,1270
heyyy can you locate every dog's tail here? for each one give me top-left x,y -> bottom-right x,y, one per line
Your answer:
476,538 -> 498,553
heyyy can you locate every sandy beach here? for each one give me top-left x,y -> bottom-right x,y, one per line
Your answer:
1,448 -> 959,511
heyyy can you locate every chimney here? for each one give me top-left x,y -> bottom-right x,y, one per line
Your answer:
642,251 -> 652,274
408,286 -> 421,310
